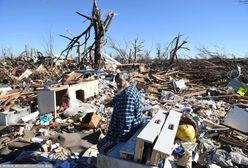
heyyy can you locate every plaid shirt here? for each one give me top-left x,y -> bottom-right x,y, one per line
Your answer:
106,84 -> 143,141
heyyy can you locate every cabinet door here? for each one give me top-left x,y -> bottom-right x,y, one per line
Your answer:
38,90 -> 56,114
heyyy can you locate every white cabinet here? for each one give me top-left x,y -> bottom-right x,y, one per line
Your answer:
37,80 -> 98,116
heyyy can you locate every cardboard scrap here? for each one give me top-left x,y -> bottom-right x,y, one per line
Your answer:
80,112 -> 101,129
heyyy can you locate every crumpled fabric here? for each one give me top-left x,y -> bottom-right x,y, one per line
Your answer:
39,114 -> 53,125
49,147 -> 72,161
230,152 -> 248,165
212,149 -> 233,167
54,160 -> 70,168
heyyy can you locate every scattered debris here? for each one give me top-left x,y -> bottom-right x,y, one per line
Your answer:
0,2 -> 248,168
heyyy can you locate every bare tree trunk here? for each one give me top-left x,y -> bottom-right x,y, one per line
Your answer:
77,40 -> 82,63
169,34 -> 189,64
134,41 -> 137,62
94,38 -> 103,68
61,0 -> 115,69
132,38 -> 144,62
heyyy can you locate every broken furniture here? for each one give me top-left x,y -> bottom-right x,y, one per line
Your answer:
97,110 -> 182,168
37,80 -> 99,116
149,111 -> 182,165
134,110 -> 168,164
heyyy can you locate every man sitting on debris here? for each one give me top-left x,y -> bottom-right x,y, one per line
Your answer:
97,72 -> 144,153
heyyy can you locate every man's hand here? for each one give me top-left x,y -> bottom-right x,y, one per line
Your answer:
103,98 -> 112,103
102,98 -> 113,108
99,140 -> 117,154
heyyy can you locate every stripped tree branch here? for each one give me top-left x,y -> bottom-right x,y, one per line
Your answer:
60,0 -> 115,68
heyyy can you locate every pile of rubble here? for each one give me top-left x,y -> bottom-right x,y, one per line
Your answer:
0,55 -> 248,168
150,57 -> 248,86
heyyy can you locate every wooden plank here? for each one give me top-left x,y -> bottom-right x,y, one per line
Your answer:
59,71 -> 83,83
134,138 -> 144,162
150,111 -> 182,165
149,152 -> 160,166
151,74 -> 167,82
120,123 -> 147,159
49,87 -> 68,91
0,92 -> 21,99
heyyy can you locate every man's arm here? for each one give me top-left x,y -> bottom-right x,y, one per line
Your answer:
117,94 -> 135,141
105,96 -> 116,108
105,104 -> 119,141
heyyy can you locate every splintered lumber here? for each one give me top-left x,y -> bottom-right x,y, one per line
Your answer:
150,111 -> 182,166
0,93 -> 21,111
151,74 -> 167,82
219,134 -> 248,151
203,119 -> 229,131
134,110 -> 167,162
150,57 -> 248,86
0,92 -> 21,100
59,71 -> 83,83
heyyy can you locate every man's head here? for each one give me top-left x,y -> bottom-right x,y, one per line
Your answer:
115,73 -> 132,90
